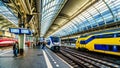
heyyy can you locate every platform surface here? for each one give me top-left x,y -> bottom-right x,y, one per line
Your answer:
0,47 -> 71,68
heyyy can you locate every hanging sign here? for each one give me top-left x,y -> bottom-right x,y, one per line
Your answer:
9,28 -> 31,35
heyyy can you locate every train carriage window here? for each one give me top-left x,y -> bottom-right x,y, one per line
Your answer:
94,44 -> 108,50
69,38 -> 76,43
103,45 -> 109,50
95,35 -> 102,38
113,46 -> 118,52
108,45 -> 113,51
95,34 -> 114,38
101,34 -> 114,38
116,33 -> 120,37
117,46 -> 120,52
111,45 -> 120,52
95,44 -> 120,52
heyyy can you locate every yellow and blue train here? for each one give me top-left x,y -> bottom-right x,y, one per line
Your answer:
76,30 -> 120,56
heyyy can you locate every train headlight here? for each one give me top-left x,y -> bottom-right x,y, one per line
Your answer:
54,42 -> 59,46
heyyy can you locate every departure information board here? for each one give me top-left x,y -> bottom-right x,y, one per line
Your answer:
9,28 -> 19,34
20,29 -> 30,34
9,28 -> 31,35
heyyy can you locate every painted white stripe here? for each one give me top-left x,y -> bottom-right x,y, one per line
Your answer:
49,50 -> 73,68
45,50 -> 54,60
42,50 -> 53,68
0,50 -> 12,55
45,50 -> 60,67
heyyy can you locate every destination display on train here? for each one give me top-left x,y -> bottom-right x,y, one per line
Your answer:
9,28 -> 31,35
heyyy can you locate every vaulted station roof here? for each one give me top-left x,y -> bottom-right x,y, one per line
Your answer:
40,0 -> 67,37
42,0 -> 97,37
42,0 -> 120,38
1,0 -> 120,38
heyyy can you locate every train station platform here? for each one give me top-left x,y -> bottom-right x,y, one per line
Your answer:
0,47 -> 72,68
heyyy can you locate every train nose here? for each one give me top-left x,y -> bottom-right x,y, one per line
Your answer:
54,42 -> 59,46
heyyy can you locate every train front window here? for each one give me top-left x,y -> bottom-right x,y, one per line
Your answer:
80,40 -> 86,44
53,37 -> 59,42
47,40 -> 51,45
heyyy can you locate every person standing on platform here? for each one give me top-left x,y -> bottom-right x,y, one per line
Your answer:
13,42 -> 19,57
27,41 -> 30,48
42,40 -> 46,49
38,41 -> 41,48
33,42 -> 36,48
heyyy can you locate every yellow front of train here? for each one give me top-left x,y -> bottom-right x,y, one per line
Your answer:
76,35 -> 94,51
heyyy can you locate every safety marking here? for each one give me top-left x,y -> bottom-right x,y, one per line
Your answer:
0,50 -> 12,56
45,49 -> 60,67
56,64 -> 59,67
50,50 -> 73,68
42,50 -> 53,68
54,62 -> 56,64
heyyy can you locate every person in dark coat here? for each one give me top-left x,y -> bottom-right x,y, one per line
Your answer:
42,41 -> 46,49
13,42 -> 19,57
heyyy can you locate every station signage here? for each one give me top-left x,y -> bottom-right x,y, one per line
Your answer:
20,29 -> 31,35
9,28 -> 19,34
9,28 -> 31,35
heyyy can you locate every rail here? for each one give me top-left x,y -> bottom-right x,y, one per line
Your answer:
59,47 -> 120,68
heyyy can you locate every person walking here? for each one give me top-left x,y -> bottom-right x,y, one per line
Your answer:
13,42 -> 19,57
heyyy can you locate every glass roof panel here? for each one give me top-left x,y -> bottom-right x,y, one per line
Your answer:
105,0 -> 120,22
0,1 -> 18,26
82,11 -> 91,18
52,0 -> 120,37
41,0 -> 66,36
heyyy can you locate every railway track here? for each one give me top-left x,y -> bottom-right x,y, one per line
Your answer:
59,47 -> 120,68
67,47 -> 120,65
